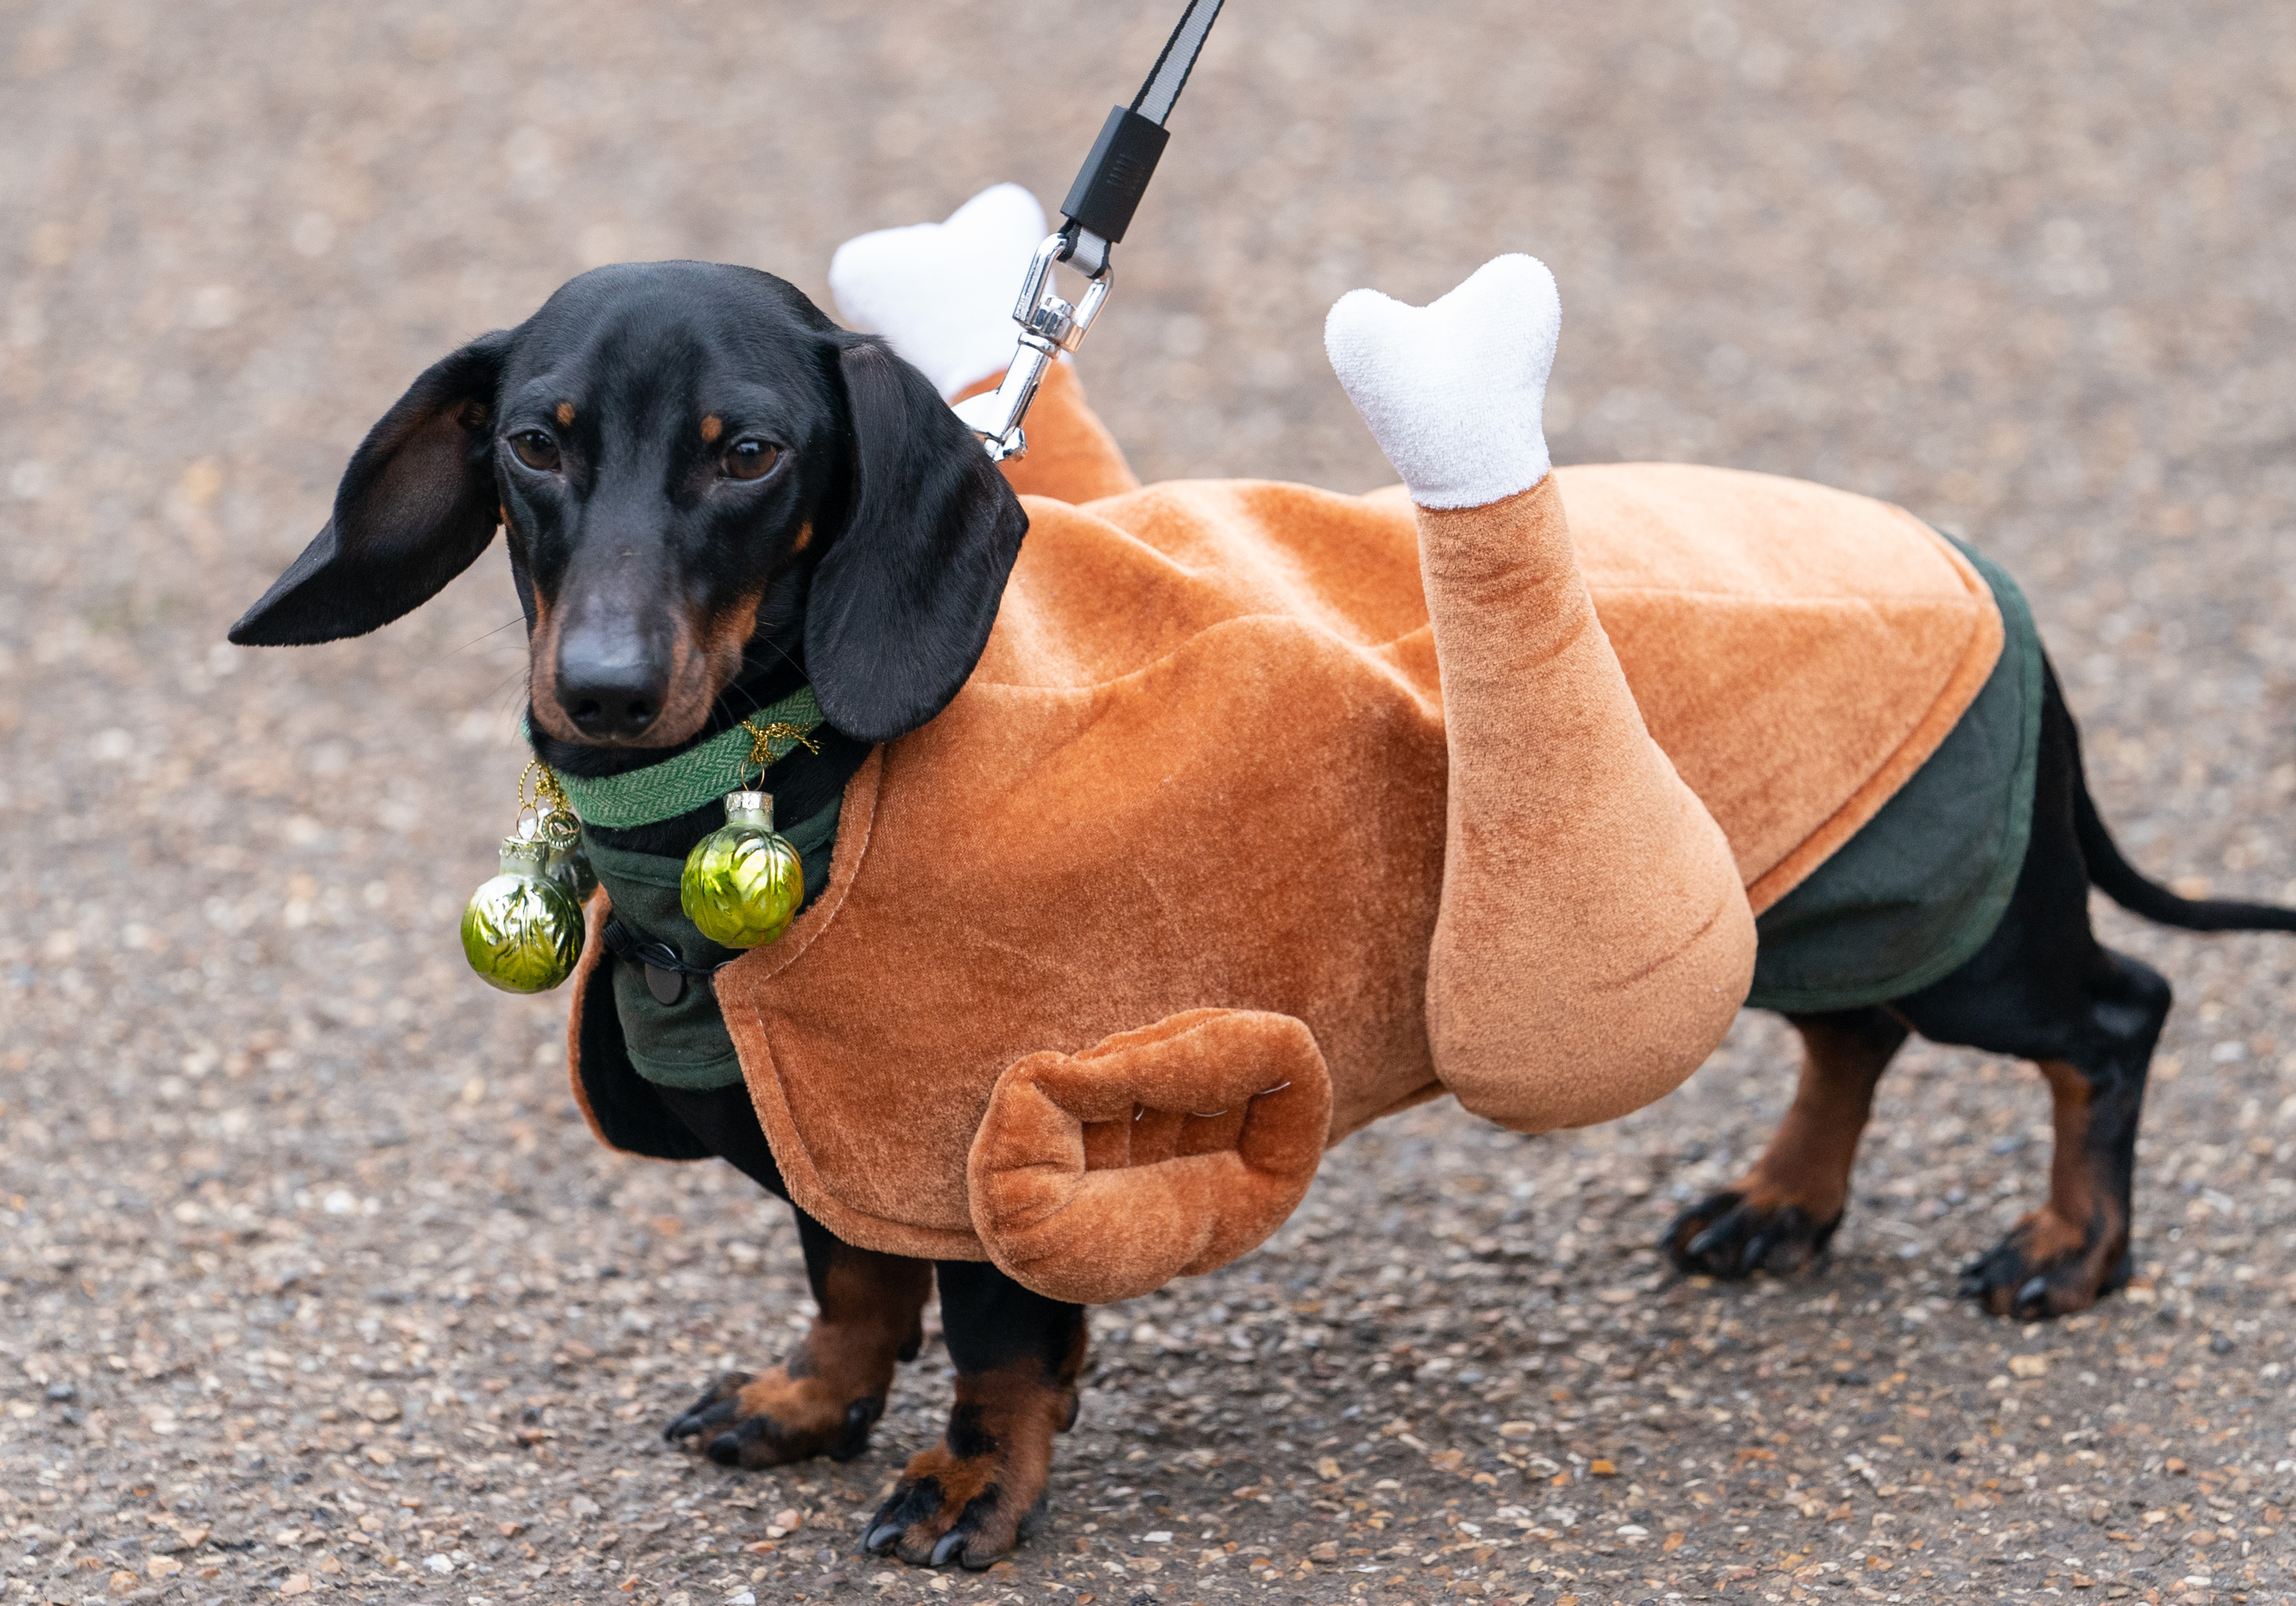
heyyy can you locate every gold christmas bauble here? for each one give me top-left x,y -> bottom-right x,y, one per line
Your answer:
462,837 -> 584,993
680,790 -> 805,949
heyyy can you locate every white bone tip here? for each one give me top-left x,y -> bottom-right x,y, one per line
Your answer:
829,183 -> 1049,400
1326,254 -> 1562,509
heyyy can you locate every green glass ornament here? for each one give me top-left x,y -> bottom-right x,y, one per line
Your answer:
680,789 -> 805,949
461,836 -> 584,993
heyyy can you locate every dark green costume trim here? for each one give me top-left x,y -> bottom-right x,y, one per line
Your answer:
1746,534 -> 2043,1013
583,797 -> 843,1090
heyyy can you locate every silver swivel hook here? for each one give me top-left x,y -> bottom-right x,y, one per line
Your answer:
948,0 -> 1222,462
950,227 -> 1116,463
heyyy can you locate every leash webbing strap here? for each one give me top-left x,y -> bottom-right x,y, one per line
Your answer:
1133,0 -> 1223,124
1060,0 -> 1225,246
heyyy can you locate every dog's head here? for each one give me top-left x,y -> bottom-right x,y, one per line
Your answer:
228,261 -> 1026,749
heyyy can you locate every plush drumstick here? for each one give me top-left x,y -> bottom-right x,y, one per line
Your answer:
1326,256 -> 1756,1131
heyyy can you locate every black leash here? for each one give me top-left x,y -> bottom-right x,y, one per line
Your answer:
1062,0 -> 1225,267
951,0 -> 1227,459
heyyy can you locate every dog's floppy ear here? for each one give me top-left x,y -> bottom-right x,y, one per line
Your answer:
804,337 -> 1028,744
228,330 -> 514,645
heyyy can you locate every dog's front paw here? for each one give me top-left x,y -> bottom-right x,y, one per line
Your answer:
1960,1204 -> 2130,1320
863,1463 -> 1049,1571
1662,1189 -> 1841,1278
860,1366 -> 1075,1568
664,1368 -> 883,1469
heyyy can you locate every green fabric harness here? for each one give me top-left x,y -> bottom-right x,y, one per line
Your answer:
540,684 -> 838,1092
584,809 -> 841,1089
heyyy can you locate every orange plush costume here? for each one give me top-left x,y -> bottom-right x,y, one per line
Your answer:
567,341 -> 2003,1304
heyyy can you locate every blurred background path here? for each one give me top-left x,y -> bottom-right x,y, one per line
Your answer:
2,2 -> 2293,1602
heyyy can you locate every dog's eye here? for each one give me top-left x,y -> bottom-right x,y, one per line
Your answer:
721,439 -> 780,481
509,431 -> 561,472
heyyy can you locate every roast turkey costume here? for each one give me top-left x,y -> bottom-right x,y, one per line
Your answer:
563,256 -> 2011,1304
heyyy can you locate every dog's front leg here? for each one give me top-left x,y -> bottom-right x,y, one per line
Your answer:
665,1209 -> 931,1468
863,1262 -> 1086,1569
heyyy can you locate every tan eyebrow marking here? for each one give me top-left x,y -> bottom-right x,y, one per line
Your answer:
555,400 -> 576,426
700,413 -> 723,444
791,521 -> 814,553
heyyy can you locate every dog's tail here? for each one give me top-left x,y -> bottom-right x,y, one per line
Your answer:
2062,670 -> 2296,933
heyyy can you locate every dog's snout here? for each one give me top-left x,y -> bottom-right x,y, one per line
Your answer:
556,634 -> 668,740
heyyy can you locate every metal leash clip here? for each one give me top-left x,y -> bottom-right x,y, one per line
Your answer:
951,228 -> 1115,462
953,0 -> 1224,462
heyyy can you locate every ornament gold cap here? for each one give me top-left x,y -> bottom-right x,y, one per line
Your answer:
724,789 -> 775,828
498,835 -> 552,872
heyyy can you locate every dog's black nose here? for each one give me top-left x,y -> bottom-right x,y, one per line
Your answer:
556,641 -> 665,740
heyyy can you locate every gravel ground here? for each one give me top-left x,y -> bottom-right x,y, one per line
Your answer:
5,2 -> 2295,1604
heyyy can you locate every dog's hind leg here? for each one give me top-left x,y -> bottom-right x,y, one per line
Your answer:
1890,671 -> 2173,1319
1896,948 -> 2167,1319
654,1084 -> 934,1467
1902,944 -> 2168,1320
1957,1048 -> 2147,1317
1662,1007 -> 1909,1277
864,1263 -> 1086,1570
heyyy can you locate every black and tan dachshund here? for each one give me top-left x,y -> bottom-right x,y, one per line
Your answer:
228,260 -> 2295,1568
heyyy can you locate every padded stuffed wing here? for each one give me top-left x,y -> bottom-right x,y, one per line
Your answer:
966,1010 -> 1332,1303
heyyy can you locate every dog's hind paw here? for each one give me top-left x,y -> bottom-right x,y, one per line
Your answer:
1662,1190 -> 1841,1278
1959,1206 -> 2130,1320
664,1368 -> 882,1469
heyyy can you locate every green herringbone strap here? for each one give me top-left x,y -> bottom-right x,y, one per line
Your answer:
531,685 -> 824,829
